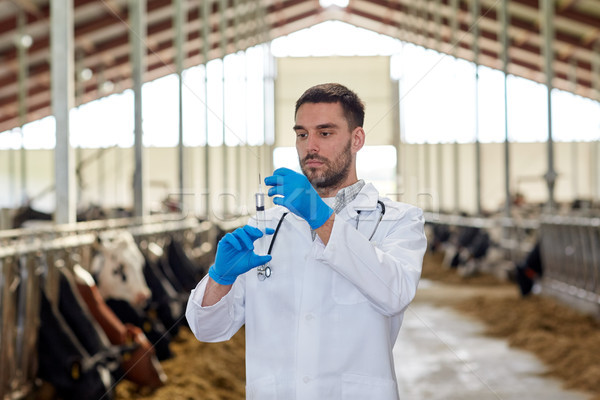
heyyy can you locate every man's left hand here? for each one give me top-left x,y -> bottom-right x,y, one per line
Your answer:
264,168 -> 333,229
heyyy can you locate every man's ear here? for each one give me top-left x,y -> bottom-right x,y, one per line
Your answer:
351,127 -> 365,154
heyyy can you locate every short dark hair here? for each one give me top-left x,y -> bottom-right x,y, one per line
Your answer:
295,83 -> 365,130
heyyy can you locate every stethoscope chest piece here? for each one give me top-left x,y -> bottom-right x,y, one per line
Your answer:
257,264 -> 271,281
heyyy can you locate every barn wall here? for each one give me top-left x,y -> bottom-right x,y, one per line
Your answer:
0,141 -> 595,221
275,56 -> 394,148
0,145 -> 270,222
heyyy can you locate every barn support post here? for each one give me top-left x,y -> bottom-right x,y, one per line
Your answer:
423,141 -> 430,209
450,0 -> 460,213
51,0 -> 76,224
500,0 -> 511,218
434,0 -> 443,211
264,45 -> 276,164
472,0 -> 482,215
593,40 -> 600,202
201,0 -> 211,219
17,7 -> 29,204
234,0 -> 243,212
391,78 -> 402,199
568,59 -> 579,199
541,0 -> 557,212
175,0 -> 185,208
129,0 -> 147,218
219,0 -> 229,217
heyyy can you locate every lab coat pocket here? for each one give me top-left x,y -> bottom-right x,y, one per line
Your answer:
246,375 -> 277,400
332,273 -> 368,305
341,373 -> 398,400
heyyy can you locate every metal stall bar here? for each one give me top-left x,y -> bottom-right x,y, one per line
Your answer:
130,0 -> 147,217
539,218 -> 560,284
175,0 -> 185,207
589,222 -> 600,298
13,252 -> 42,397
541,0 -> 557,212
569,223 -> 585,292
51,0 -> 76,224
576,223 -> 594,295
0,256 -> 17,399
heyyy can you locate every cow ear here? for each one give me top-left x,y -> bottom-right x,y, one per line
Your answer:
90,253 -> 105,275
73,264 -> 95,287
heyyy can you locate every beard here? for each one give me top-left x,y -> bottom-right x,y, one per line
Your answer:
300,139 -> 353,190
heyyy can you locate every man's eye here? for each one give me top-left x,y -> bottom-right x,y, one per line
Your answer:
296,132 -> 307,138
320,131 -> 331,137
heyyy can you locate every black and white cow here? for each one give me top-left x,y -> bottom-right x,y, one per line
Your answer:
91,230 -> 152,309
91,231 -> 173,360
514,240 -> 543,296
37,267 -> 118,400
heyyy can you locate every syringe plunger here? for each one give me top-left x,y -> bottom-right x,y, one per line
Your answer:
255,191 -> 265,210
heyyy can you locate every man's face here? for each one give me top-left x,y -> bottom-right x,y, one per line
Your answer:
294,102 -> 355,190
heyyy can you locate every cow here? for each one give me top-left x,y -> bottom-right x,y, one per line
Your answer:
91,230 -> 151,310
141,243 -> 186,339
37,267 -> 117,400
514,240 -> 543,296
91,231 -> 173,360
166,235 -> 206,291
73,264 -> 167,388
11,204 -> 52,228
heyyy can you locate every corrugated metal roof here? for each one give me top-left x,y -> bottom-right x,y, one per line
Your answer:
0,0 -> 598,133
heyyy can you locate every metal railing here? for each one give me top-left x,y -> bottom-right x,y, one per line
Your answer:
425,212 -> 600,310
0,215 -> 214,400
424,212 -> 540,262
540,216 -> 600,305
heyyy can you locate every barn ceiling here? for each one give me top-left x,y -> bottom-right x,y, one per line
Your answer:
0,0 -> 599,134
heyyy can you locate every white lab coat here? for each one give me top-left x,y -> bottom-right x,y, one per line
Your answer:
186,183 -> 427,399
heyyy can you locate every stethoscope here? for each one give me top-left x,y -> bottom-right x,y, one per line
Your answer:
257,200 -> 386,280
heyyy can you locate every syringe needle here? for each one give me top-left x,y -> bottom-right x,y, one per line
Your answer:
255,174 -> 270,279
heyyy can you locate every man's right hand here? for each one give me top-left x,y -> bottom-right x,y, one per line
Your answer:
208,225 -> 272,285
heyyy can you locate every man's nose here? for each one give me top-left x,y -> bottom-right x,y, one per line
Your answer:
306,133 -> 319,153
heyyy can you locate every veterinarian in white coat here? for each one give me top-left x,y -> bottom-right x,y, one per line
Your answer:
186,83 -> 427,399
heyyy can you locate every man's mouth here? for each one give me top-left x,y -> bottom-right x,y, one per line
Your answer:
304,159 -> 323,167
303,156 -> 327,168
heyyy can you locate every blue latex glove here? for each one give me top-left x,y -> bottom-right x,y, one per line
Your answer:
208,225 -> 273,285
264,167 -> 333,230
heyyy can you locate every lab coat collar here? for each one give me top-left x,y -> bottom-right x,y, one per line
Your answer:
340,183 -> 379,219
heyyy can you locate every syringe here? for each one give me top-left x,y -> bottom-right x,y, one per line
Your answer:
255,174 -> 271,280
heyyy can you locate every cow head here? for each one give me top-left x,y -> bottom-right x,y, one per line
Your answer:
92,230 -> 151,309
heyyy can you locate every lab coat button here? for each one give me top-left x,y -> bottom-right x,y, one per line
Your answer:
303,376 -> 310,384
305,313 -> 314,321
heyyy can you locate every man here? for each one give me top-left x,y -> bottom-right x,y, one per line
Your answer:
186,83 -> 426,399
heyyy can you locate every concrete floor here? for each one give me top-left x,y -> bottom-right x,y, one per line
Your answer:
393,280 -> 592,400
